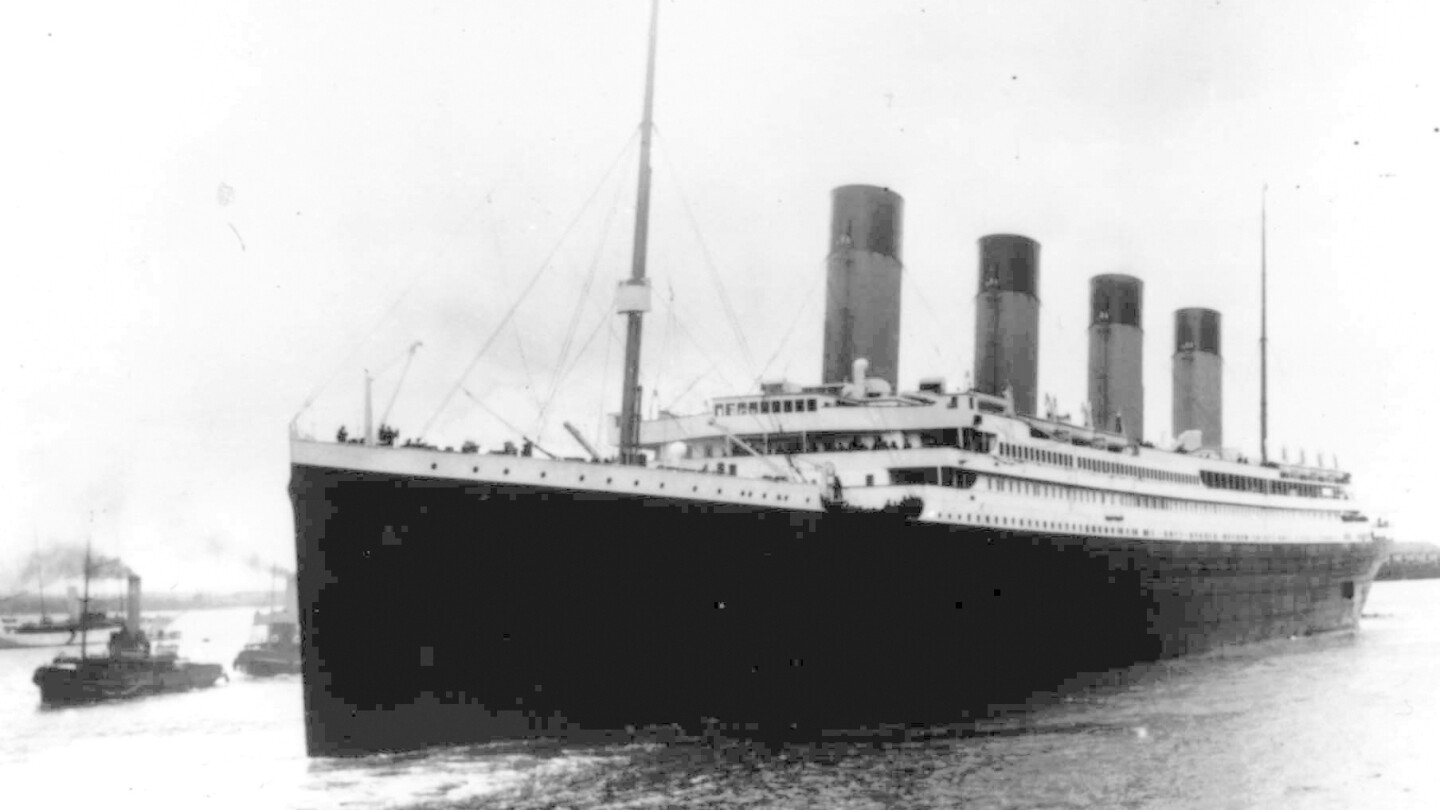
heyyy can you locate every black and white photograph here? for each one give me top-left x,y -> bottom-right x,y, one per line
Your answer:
2,1 -> 1437,807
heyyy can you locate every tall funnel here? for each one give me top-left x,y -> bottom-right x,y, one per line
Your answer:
1172,308 -> 1222,449
1088,274 -> 1144,441
127,574 -> 141,630
973,234 -> 1040,415
822,185 -> 904,390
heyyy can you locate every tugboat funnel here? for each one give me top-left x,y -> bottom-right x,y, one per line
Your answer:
127,574 -> 141,630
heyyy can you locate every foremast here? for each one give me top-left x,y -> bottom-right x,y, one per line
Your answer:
617,0 -> 661,464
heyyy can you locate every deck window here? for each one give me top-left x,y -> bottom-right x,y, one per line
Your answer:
890,467 -> 977,488
962,427 -> 995,454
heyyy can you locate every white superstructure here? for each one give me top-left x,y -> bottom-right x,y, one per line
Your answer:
634,379 -> 1367,547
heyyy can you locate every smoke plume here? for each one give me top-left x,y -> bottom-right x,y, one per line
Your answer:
245,552 -> 293,578
18,544 -> 133,583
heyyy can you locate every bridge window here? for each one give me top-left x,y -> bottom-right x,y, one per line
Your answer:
945,468 -> 972,488
962,428 -> 995,454
890,467 -> 938,485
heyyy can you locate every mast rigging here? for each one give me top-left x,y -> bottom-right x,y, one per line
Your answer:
617,0 -> 660,464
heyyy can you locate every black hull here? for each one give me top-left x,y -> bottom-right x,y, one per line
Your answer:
12,620 -> 123,637
33,658 -> 226,705
292,462 -> 1383,756
234,647 -> 302,677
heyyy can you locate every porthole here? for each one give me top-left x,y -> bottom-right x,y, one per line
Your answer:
540,472 -> 547,478
503,468 -> 510,475
472,466 -> 478,473
430,463 -> 437,470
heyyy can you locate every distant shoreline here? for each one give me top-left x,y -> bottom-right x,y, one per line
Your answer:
1,590 -> 275,616
1376,541 -> 1440,581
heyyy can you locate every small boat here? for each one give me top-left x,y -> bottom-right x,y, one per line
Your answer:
233,572 -> 300,677
3,546 -> 123,648
33,629 -> 226,704
232,628 -> 300,677
4,610 -> 125,649
32,549 -> 225,705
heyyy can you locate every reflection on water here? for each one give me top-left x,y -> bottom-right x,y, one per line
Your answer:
2,582 -> 1437,809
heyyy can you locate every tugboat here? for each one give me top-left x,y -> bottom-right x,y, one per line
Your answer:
32,554 -> 225,705
233,571 -> 300,677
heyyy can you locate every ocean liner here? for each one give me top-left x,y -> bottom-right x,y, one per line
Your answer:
290,1 -> 1386,756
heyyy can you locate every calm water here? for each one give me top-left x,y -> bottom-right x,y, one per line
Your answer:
1,581 -> 1437,809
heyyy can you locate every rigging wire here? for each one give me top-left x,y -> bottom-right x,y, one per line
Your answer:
756,264 -> 825,382
539,300 -> 623,440
419,131 -> 640,439
368,341 -> 421,379
483,189 -> 543,416
461,389 -> 555,459
653,128 -> 758,376
901,266 -> 955,376
644,276 -> 743,399
661,360 -> 719,413
534,165 -> 629,436
557,307 -> 622,394
647,280 -> 678,412
510,323 -> 542,415
537,302 -> 627,446
668,315 -> 739,393
379,342 -> 423,428
594,312 -> 617,458
291,164 -> 523,426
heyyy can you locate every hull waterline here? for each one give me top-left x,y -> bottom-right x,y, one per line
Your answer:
33,657 -> 226,705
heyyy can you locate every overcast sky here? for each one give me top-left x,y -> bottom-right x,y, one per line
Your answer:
2,0 -> 1436,592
